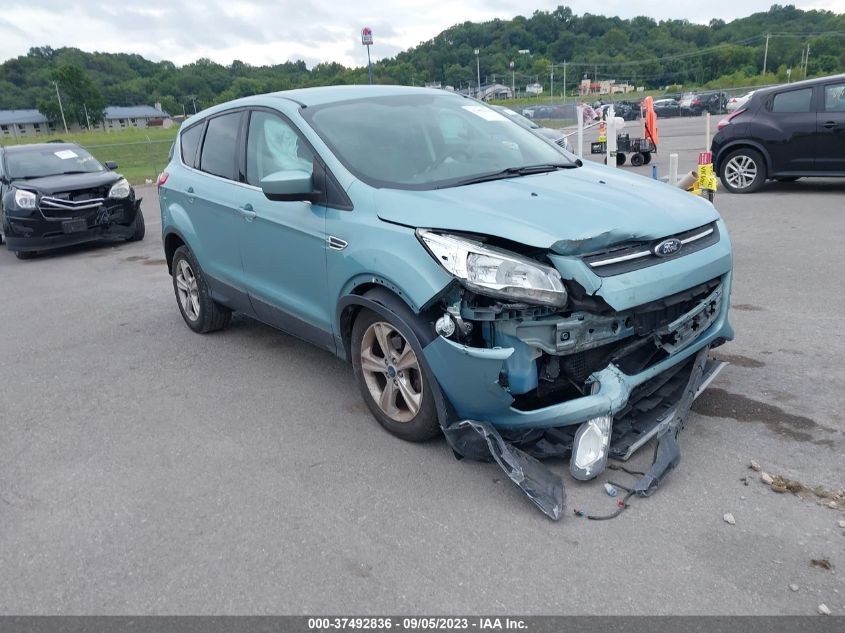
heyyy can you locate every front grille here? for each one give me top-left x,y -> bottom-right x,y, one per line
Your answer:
582,222 -> 720,277
39,188 -> 107,218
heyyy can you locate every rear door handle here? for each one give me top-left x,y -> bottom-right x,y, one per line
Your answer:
822,121 -> 837,129
238,203 -> 257,222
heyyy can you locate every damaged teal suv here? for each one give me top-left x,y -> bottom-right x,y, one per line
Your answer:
158,86 -> 733,518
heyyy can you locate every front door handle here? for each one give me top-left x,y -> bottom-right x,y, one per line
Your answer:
238,203 -> 257,222
822,121 -> 837,129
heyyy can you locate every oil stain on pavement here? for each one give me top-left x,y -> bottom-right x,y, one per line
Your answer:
693,388 -> 839,447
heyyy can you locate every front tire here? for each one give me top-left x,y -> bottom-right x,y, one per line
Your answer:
126,208 -> 145,242
719,147 -> 767,193
351,308 -> 439,442
171,246 -> 231,333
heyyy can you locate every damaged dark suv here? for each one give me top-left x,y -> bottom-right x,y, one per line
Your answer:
159,86 -> 734,519
0,143 -> 144,259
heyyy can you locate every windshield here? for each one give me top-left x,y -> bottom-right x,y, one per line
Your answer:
301,93 -> 574,190
6,146 -> 104,179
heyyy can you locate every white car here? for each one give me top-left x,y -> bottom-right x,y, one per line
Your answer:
726,91 -> 755,113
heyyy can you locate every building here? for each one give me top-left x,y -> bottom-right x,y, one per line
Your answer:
579,78 -> 636,96
1,103 -> 173,137
103,104 -> 172,130
0,110 -> 58,139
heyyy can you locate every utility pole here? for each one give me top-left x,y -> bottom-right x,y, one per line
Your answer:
83,103 -> 91,131
562,60 -> 567,104
54,81 -> 68,134
762,33 -> 770,75
550,63 -> 555,102
804,44 -> 811,78
799,47 -> 806,79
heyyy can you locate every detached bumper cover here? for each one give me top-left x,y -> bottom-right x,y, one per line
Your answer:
442,347 -> 723,520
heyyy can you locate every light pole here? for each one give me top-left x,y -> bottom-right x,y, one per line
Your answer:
509,61 -> 515,98
474,49 -> 481,98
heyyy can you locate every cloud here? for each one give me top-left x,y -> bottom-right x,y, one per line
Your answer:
0,0 -> 823,68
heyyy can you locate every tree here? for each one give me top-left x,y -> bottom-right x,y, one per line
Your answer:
38,64 -> 105,128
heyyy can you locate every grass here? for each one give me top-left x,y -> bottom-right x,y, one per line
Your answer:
2,127 -> 178,184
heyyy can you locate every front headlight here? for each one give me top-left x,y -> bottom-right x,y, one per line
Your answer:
108,178 -> 131,199
14,189 -> 37,210
418,230 -> 567,307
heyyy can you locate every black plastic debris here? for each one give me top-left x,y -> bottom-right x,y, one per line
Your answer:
443,419 -> 565,520
633,347 -> 707,496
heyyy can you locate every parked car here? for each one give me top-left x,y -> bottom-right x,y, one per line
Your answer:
0,143 -> 144,259
614,100 -> 643,121
492,105 -> 572,152
653,98 -> 682,118
726,90 -> 755,113
712,74 -> 845,193
680,92 -> 727,116
158,86 -> 733,495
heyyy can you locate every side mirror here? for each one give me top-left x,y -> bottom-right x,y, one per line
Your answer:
260,170 -> 319,203
104,161 -> 118,170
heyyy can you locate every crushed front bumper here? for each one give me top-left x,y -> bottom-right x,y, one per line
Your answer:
5,199 -> 140,252
422,273 -> 733,432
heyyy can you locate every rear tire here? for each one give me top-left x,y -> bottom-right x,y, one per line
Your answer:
643,152 -> 652,165
351,307 -> 440,442
616,153 -> 626,166
171,246 -> 231,333
126,208 -> 145,242
719,147 -> 767,193
630,153 -> 644,167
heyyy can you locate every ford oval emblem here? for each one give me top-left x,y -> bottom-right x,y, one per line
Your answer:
654,238 -> 682,257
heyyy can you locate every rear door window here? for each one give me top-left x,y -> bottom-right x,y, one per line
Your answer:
180,123 -> 203,168
823,83 -> 845,112
199,112 -> 242,180
771,89 -> 812,113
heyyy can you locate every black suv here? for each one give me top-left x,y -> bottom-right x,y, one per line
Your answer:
0,142 -> 144,258
711,74 -> 845,193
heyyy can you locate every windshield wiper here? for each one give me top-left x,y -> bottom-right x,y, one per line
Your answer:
450,163 -> 579,188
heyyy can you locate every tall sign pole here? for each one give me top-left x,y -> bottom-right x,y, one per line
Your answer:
361,27 -> 374,85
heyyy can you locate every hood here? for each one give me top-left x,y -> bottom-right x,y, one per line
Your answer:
375,162 -> 720,255
11,170 -> 123,196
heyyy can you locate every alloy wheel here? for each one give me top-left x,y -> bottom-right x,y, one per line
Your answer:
724,155 -> 758,190
175,259 -> 200,321
359,321 -> 423,423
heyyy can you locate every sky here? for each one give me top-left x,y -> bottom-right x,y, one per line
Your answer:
0,0 -> 843,68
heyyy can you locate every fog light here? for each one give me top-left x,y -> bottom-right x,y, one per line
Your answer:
570,415 -> 612,480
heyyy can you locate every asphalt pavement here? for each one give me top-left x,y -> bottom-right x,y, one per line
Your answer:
1,117 -> 843,614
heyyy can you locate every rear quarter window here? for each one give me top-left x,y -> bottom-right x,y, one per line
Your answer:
180,123 -> 203,168
770,88 -> 812,113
